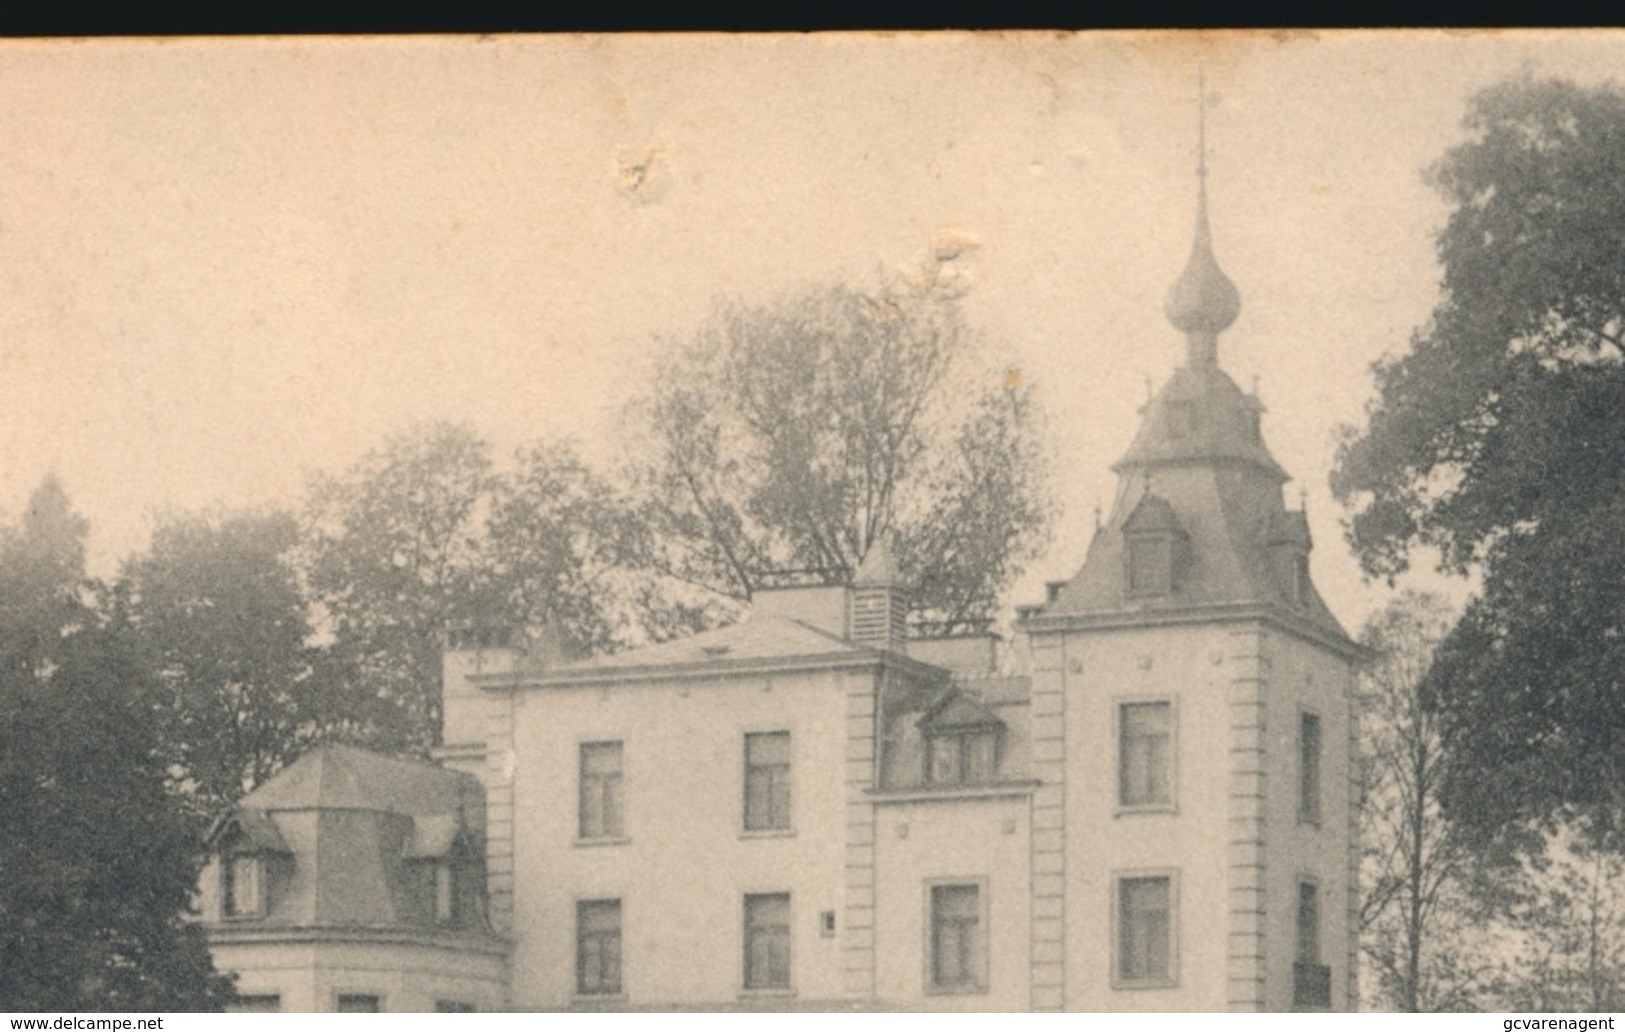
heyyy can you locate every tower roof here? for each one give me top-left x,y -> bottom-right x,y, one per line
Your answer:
854,536 -> 900,586
1163,181 -> 1241,345
1163,96 -> 1240,365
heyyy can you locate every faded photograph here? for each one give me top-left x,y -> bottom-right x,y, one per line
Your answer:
3,31 -> 1624,1013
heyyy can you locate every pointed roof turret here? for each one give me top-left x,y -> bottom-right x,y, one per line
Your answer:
1163,84 -> 1240,367
855,536 -> 900,586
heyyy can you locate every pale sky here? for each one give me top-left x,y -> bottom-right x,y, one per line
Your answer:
2,30 -> 1621,631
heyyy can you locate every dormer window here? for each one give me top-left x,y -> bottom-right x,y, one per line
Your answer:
928,728 -> 998,785
1127,535 -> 1174,597
1121,493 -> 1186,600
920,692 -> 1004,786
223,853 -> 265,920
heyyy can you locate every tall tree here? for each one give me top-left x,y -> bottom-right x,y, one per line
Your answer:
1331,76 -> 1625,848
628,282 -> 1051,632
303,423 -> 636,750
1358,592 -> 1494,1012
119,508 -> 326,814
0,479 -> 234,1010
302,422 -> 497,751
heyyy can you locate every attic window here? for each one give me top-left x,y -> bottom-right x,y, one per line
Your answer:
1293,554 -> 1312,606
928,728 -> 998,785
223,854 -> 265,920
1127,536 -> 1174,597
921,694 -> 1003,786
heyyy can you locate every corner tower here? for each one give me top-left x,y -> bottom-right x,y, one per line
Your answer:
1019,117 -> 1361,1012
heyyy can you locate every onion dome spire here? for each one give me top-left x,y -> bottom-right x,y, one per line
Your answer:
1163,77 -> 1241,367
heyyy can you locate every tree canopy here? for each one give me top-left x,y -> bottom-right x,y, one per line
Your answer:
119,509 -> 325,814
0,479 -> 234,1010
628,283 -> 1052,633
302,423 -> 635,751
1332,76 -> 1625,849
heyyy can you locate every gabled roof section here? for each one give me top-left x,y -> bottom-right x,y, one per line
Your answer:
210,808 -> 291,853
240,744 -> 480,819
1122,493 -> 1184,535
402,812 -> 466,860
920,689 -> 1003,731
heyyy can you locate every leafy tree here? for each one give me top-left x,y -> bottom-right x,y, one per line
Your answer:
303,423 -> 637,750
485,440 -> 671,655
302,422 -> 499,751
627,282 -> 1051,632
0,479 -> 234,1010
119,508 -> 326,814
1358,592 -> 1495,1012
1331,76 -> 1625,848
1492,825 -> 1625,1012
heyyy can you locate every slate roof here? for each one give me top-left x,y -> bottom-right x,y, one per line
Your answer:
210,745 -> 488,933
541,613 -> 878,676
241,744 -> 481,819
1036,361 -> 1352,646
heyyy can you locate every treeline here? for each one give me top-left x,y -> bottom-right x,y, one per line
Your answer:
0,283 -> 1052,1009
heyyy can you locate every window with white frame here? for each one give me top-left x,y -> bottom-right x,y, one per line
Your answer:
743,893 -> 791,990
743,732 -> 791,832
1118,700 -> 1173,809
579,741 -> 625,840
927,728 -> 998,785
928,882 -> 986,993
335,993 -> 380,1013
1115,874 -> 1175,987
576,899 -> 622,996
227,995 -> 281,1013
222,853 -> 265,919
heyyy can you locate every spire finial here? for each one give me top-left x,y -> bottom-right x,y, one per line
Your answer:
1163,71 -> 1241,364
1197,66 -> 1208,182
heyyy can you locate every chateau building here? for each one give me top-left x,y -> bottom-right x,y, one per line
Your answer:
201,160 -> 1361,1011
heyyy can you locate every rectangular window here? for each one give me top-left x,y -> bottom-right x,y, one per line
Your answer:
434,1001 -> 475,1013
223,855 -> 263,919
1119,701 -> 1173,808
1297,881 -> 1320,964
1128,536 -> 1173,596
1293,879 -> 1332,1008
743,893 -> 791,990
335,994 -> 380,1013
227,995 -> 281,1013
576,899 -> 623,996
1116,875 -> 1174,986
434,862 -> 456,925
579,741 -> 625,840
744,732 -> 792,831
928,730 -> 997,785
1299,711 -> 1322,824
929,883 -> 986,992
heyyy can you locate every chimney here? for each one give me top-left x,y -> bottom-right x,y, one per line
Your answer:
437,623 -> 522,766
